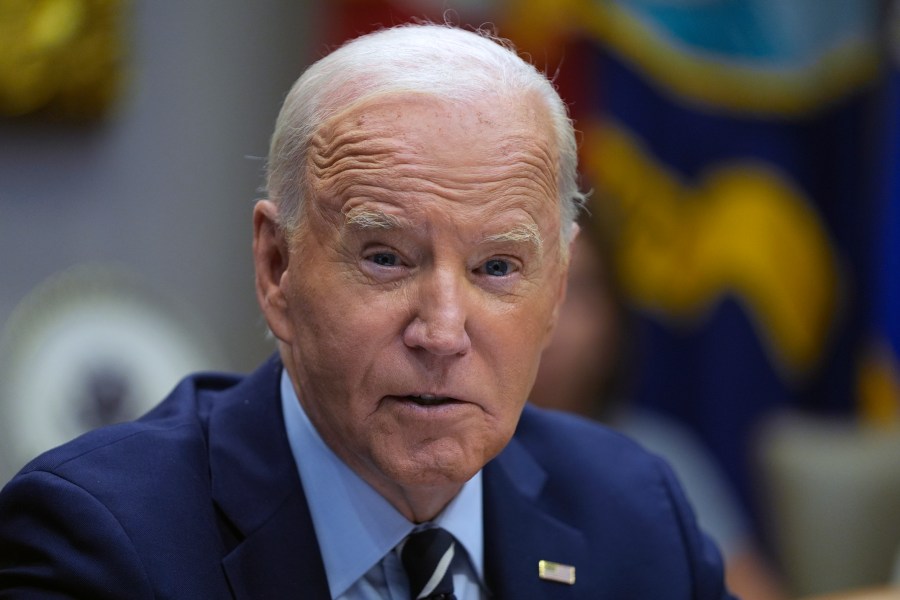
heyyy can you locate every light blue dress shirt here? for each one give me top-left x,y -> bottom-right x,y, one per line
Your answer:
280,370 -> 486,600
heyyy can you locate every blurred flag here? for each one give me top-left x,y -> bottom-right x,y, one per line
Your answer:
572,0 -> 882,517
859,11 -> 900,426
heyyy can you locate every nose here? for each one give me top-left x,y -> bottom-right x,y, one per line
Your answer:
402,266 -> 472,356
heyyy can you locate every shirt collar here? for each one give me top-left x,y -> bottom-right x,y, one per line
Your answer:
279,369 -> 484,599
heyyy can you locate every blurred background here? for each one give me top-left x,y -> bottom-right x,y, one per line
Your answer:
1,0 -> 899,597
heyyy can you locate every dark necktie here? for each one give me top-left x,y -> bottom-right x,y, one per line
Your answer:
401,527 -> 457,600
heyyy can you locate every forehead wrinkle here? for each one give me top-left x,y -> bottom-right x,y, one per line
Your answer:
500,139 -> 559,201
373,148 -> 557,199
307,99 -> 562,244
308,126 -> 408,188
309,100 -> 559,188
414,143 -> 558,204
328,171 -> 550,207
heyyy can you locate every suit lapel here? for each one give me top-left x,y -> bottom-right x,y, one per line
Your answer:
220,487 -> 329,600
483,436 -> 589,600
207,356 -> 331,599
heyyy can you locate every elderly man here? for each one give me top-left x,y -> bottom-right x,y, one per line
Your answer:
0,25 -> 734,599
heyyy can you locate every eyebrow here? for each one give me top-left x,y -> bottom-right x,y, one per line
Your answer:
343,206 -> 543,253
483,223 -> 543,253
344,207 -> 406,230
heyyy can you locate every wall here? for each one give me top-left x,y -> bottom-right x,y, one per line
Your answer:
0,1 -> 319,481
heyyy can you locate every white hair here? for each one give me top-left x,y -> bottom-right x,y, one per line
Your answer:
265,23 -> 585,248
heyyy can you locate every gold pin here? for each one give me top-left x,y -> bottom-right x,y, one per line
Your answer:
538,560 -> 576,585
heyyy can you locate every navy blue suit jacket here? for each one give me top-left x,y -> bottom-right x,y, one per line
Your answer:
0,357 -> 734,598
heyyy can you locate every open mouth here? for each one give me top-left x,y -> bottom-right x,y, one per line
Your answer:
398,394 -> 459,407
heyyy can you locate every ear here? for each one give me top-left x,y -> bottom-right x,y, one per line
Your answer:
543,223 -> 580,349
253,200 -> 294,343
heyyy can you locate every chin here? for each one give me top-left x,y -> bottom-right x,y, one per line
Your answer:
384,442 -> 483,488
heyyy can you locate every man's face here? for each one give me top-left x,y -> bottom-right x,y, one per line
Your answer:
259,93 -> 568,512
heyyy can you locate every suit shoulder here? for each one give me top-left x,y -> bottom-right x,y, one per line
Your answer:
511,404 -> 679,496
14,370 -> 243,485
516,404 -> 650,458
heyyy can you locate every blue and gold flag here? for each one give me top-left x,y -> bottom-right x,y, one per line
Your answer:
576,0 -> 882,516
859,33 -> 900,426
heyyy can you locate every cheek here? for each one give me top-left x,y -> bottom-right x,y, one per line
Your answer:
288,266 -> 410,382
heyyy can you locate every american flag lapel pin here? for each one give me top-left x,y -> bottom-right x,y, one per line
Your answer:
538,560 -> 576,585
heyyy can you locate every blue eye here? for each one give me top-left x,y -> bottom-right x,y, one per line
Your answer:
370,252 -> 399,266
483,259 -> 510,277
